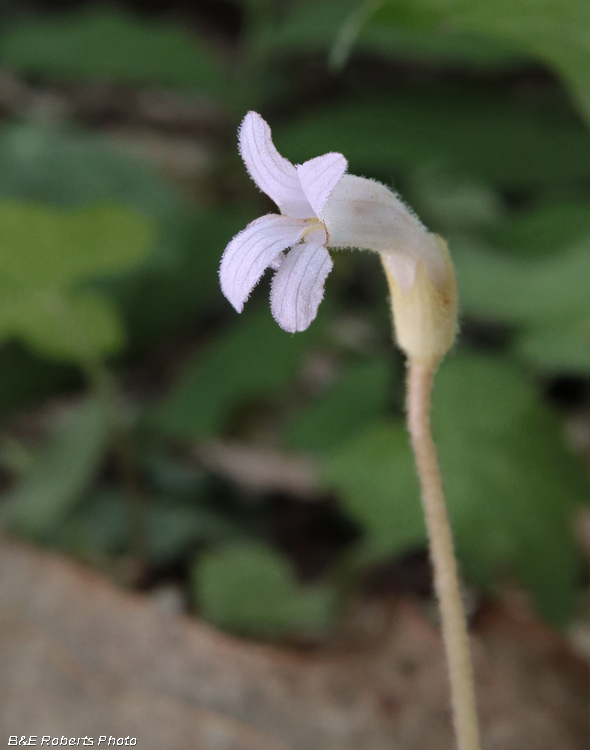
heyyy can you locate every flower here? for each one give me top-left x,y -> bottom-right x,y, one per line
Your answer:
220,111 -> 456,356
219,111 -> 346,332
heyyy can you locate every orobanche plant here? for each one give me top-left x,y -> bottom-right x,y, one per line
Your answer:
220,111 -> 479,750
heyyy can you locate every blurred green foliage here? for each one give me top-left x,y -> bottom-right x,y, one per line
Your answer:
273,0 -> 524,68
0,201 -> 153,361
197,540 -> 337,638
455,234 -> 590,370
336,0 -> 590,123
156,308 -> 321,440
323,356 -> 587,624
285,359 -> 391,451
0,0 -> 588,637
3,398 -> 110,537
0,7 -> 229,95
276,92 -> 590,187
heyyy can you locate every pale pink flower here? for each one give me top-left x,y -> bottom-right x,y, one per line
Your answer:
220,111 -> 446,333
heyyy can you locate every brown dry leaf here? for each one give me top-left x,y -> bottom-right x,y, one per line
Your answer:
0,535 -> 587,750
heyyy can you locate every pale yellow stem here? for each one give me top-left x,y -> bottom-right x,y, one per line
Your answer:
407,359 -> 481,750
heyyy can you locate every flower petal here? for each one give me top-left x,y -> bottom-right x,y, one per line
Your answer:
220,214 -> 307,312
270,228 -> 332,332
297,152 -> 347,217
239,112 -> 314,219
322,174 -> 446,293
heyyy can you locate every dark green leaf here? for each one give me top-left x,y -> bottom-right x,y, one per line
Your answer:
0,343 -> 79,420
273,0 -> 522,69
109,208 -> 250,349
454,231 -> 590,370
285,358 -> 392,451
455,235 -> 590,324
516,321 -> 590,373
483,202 -> 590,258
410,167 -> 504,230
0,123 -> 182,216
321,422 -> 424,562
321,355 -> 589,624
149,503 -> 238,566
2,398 -> 110,537
371,0 -> 590,124
1,7 -> 229,96
276,92 -> 590,188
52,489 -> 128,558
435,355 -> 587,624
53,489 -> 238,565
155,307 -> 321,440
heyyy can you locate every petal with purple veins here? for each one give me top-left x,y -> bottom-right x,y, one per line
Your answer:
239,112 -> 314,219
220,214 -> 307,312
270,228 -> 332,332
297,152 -> 347,218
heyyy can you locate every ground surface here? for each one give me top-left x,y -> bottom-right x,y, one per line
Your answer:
0,535 -> 587,750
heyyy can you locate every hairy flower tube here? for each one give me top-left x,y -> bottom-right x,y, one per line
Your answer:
220,112 -> 457,365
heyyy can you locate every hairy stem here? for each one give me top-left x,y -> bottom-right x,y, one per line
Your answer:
407,359 -> 481,750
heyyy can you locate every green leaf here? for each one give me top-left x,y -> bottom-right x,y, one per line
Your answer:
322,420 -> 424,562
52,489 -> 128,558
410,166 -> 505,230
516,321 -> 590,373
0,343 -> 78,420
0,202 -> 152,287
0,7 -> 229,97
110,207 -> 251,349
0,123 -> 182,216
149,503 -> 238,567
454,231 -> 590,371
273,0 -> 522,69
483,201 -> 590,258
155,307 -> 321,440
276,92 -> 590,188
456,235 -> 590,325
0,123 -> 241,351
360,22 -> 522,69
365,0 -> 590,125
0,201 -> 154,362
441,1 -> 590,125
2,290 -> 125,362
436,356 -> 587,624
2,398 -> 110,538
196,540 -> 337,638
54,490 -> 238,565
285,358 -> 392,451
321,355 -> 589,625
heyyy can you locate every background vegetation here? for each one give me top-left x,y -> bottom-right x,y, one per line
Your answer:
0,0 -> 589,639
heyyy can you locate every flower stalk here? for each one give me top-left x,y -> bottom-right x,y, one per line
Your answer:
220,111 -> 482,749
382,241 -> 481,750
406,358 -> 481,750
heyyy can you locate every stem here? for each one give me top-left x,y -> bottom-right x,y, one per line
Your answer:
406,359 -> 481,750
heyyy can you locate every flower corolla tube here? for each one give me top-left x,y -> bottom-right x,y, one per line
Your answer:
220,112 -> 457,363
